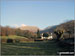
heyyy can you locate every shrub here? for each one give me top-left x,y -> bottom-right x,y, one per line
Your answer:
7,39 -> 13,43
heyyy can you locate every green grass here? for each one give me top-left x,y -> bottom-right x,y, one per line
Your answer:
1,35 -> 26,39
1,40 -> 61,55
1,36 -> 74,55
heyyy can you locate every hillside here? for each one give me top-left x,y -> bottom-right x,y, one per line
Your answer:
56,20 -> 74,33
19,25 -> 39,32
55,20 -> 75,38
40,25 -> 57,33
40,20 -> 74,33
56,20 -> 74,32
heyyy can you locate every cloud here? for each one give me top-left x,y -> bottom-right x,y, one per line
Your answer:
21,24 -> 27,27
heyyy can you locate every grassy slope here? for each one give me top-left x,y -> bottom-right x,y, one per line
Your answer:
1,35 -> 26,39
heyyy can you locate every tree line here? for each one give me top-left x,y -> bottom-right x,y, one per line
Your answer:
0,26 -> 37,39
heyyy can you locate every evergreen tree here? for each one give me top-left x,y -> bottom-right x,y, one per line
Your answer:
37,29 -> 41,38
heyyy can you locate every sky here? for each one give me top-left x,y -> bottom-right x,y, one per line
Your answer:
1,0 -> 74,29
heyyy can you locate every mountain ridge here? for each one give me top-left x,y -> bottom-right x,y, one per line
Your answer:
18,25 -> 39,32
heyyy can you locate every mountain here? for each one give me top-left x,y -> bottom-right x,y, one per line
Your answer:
40,25 -> 57,33
19,25 -> 39,32
40,20 -> 75,34
56,20 -> 74,32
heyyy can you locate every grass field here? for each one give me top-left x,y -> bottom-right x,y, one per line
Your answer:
0,35 -> 26,39
1,40 -> 61,55
1,36 -> 74,55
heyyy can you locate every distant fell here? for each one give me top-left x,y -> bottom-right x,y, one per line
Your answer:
40,20 -> 75,34
40,25 -> 57,33
19,25 -> 39,32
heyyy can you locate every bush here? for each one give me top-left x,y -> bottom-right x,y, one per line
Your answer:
7,39 -> 13,43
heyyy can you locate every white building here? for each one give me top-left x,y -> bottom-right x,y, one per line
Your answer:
41,33 -> 53,40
